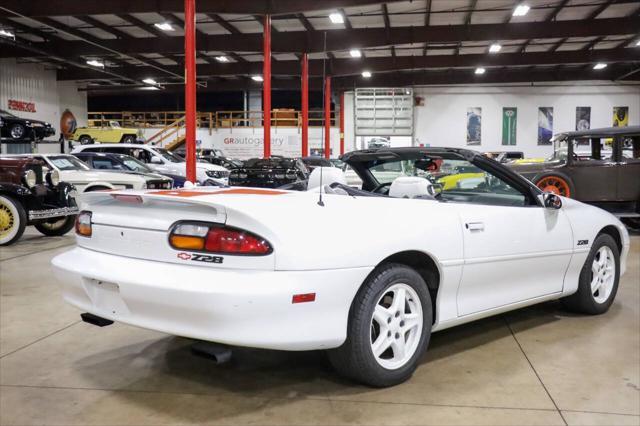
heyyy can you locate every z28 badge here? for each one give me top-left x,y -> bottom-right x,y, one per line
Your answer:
177,252 -> 224,263
577,240 -> 589,246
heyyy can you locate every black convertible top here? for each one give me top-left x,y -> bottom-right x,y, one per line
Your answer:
555,125 -> 640,139
340,147 -> 478,163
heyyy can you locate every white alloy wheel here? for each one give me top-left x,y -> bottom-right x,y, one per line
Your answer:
370,283 -> 423,370
591,246 -> 616,304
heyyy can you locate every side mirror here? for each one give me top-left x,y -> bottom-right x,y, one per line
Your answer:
150,156 -> 163,164
543,192 -> 562,209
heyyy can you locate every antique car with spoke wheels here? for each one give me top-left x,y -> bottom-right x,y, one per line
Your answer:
52,147 -> 629,387
0,157 -> 78,245
509,126 -> 640,229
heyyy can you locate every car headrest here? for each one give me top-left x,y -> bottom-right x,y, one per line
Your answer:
389,176 -> 434,199
308,167 -> 347,190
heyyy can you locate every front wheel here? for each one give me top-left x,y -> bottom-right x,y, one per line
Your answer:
121,135 -> 136,144
561,234 -> 620,315
34,216 -> 76,236
328,263 -> 432,387
9,124 -> 27,140
0,195 -> 27,246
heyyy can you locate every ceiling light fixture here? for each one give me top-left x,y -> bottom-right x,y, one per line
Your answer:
86,60 -> 104,68
154,22 -> 174,31
0,29 -> 14,38
513,4 -> 530,17
142,78 -> 158,85
636,40 -> 640,47
489,43 -> 502,53
593,63 -> 607,70
216,56 -> 229,62
475,67 -> 486,75
362,70 -> 372,78
329,12 -> 344,24
350,49 -> 362,58
252,75 -> 264,82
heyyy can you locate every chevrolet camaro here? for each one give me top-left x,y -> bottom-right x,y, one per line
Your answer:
52,147 -> 630,387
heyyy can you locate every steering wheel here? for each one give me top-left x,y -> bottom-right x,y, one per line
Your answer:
372,181 -> 393,194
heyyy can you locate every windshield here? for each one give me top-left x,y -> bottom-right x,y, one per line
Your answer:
547,138 -> 569,162
0,109 -> 17,118
154,148 -> 184,163
47,155 -> 91,171
117,155 -> 152,172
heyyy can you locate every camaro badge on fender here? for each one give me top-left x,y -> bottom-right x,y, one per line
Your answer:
577,240 -> 589,246
177,252 -> 224,264
177,252 -> 192,260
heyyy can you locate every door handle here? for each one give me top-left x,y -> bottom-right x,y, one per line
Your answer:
465,222 -> 485,231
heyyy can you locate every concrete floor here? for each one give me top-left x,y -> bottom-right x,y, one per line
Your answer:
1,229 -> 638,426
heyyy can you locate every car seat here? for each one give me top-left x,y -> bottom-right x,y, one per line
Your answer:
389,176 -> 436,199
308,167 -> 347,190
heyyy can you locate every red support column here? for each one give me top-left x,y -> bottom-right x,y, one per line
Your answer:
339,92 -> 345,156
184,0 -> 197,182
301,53 -> 309,157
324,76 -> 331,159
263,14 -> 271,158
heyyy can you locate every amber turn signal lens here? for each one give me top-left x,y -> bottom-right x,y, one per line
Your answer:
75,211 -> 92,237
169,235 -> 205,250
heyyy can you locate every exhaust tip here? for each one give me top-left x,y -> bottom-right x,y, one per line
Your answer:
80,313 -> 114,327
191,341 -> 232,364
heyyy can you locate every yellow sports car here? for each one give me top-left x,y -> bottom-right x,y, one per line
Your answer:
72,120 -> 143,144
437,172 -> 484,190
510,157 -> 546,164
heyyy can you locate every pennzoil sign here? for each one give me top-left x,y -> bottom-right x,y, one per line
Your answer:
8,99 -> 36,113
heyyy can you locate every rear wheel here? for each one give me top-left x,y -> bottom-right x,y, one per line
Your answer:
535,175 -> 573,197
34,216 -> 76,236
121,135 -> 136,144
0,195 -> 27,246
9,124 -> 27,140
328,264 -> 432,387
79,135 -> 92,145
561,234 -> 620,315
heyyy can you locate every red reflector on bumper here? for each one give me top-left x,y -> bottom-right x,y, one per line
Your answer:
292,293 -> 316,304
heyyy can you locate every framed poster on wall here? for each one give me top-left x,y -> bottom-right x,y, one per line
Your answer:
538,107 -> 553,145
576,106 -> 591,131
502,107 -> 517,145
466,107 -> 481,145
613,106 -> 629,127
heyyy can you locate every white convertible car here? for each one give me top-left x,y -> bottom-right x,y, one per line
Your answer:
52,147 -> 630,387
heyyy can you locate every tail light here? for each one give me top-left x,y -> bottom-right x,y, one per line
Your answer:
75,211 -> 92,237
169,222 -> 272,255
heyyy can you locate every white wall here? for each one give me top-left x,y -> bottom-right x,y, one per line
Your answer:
343,83 -> 639,157
412,83 -> 640,157
0,58 -> 87,141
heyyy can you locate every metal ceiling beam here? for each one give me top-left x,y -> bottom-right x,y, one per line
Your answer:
57,47 -> 640,81
82,65 -> 633,94
3,17 -> 637,57
549,0 -> 617,52
0,0 -> 406,17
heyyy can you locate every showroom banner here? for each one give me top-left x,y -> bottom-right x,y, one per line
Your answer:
575,106 -> 591,131
613,106 -> 629,127
538,107 -> 553,145
501,107 -> 517,146
466,107 -> 481,145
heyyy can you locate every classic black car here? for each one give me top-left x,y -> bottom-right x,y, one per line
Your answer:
0,109 -> 56,142
0,157 -> 78,245
174,147 -> 243,170
229,156 -> 309,188
509,126 -> 640,228
301,156 -> 334,172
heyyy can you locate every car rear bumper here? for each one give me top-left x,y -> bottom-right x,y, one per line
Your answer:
52,247 -> 370,350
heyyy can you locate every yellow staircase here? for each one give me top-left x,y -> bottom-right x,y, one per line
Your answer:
146,116 -> 198,151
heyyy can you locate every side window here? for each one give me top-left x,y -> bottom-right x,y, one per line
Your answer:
92,158 -> 123,170
621,136 -> 640,163
434,158 -> 528,207
571,137 -> 612,162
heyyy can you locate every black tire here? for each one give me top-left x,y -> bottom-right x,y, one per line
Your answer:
327,263 -> 432,387
34,216 -> 76,236
79,135 -> 92,145
9,123 -> 27,140
561,234 -> 620,315
121,135 -> 136,144
0,195 -> 27,246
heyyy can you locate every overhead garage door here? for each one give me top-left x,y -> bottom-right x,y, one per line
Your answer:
355,88 -> 413,136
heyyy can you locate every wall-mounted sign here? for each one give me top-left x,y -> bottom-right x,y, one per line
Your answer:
8,99 -> 36,113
